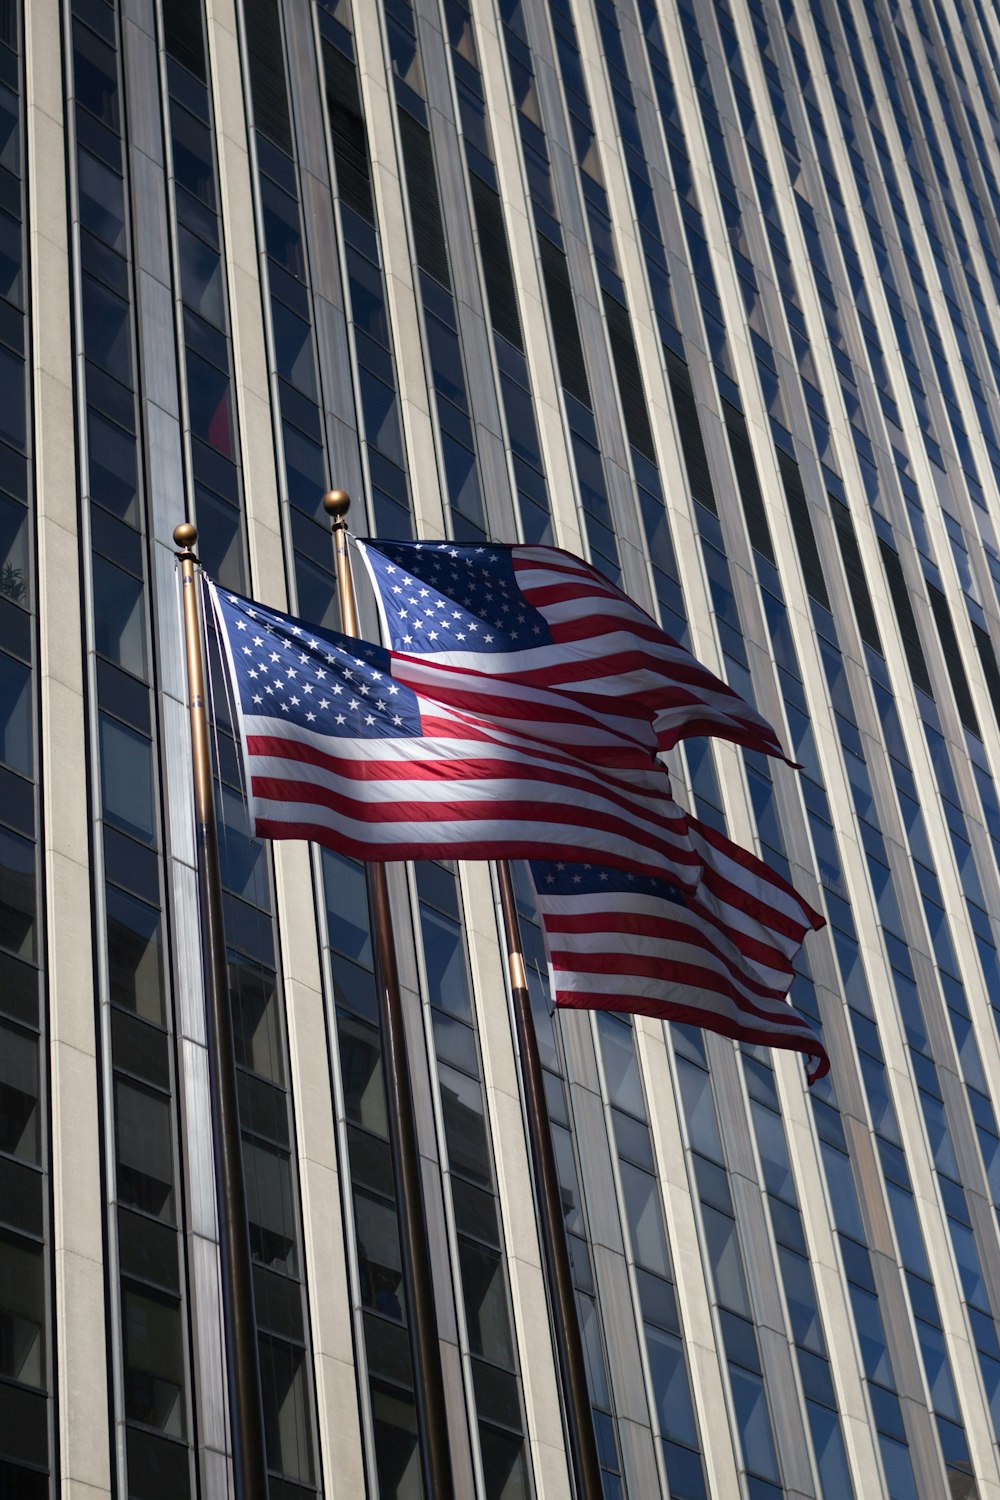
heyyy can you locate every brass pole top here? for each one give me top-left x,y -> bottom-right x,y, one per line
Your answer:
322,489 -> 351,525
174,521 -> 199,552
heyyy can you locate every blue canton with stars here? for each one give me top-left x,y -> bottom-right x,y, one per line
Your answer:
530,862 -> 688,903
360,539 -> 555,654
212,587 -> 423,742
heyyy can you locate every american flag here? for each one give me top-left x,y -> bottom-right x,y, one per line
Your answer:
529,821 -> 828,1083
356,538 -> 790,763
208,582 -> 701,880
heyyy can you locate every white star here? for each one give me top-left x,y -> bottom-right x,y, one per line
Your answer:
280,701 -> 289,712
332,683 -> 343,695
376,699 -> 386,710
307,639 -> 318,650
303,684 -> 313,695
290,696 -> 300,706
484,633 -> 493,643
335,714 -> 346,725
393,714 -> 403,726
253,636 -> 263,647
388,684 -> 399,695
236,621 -> 247,631
365,714 -> 375,725
319,699 -> 329,710
306,711 -> 316,722
349,698 -> 359,710
291,625 -> 302,636
270,652 -> 280,662
252,694 -> 262,705
286,667 -> 297,679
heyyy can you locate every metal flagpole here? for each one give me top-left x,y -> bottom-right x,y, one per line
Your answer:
496,860 -> 604,1500
173,523 -> 269,1500
322,490 -> 455,1500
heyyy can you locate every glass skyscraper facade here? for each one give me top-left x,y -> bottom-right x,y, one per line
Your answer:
5,0 -> 1000,1494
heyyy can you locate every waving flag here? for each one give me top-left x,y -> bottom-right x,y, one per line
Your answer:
209,582 -> 701,881
356,538 -> 790,763
530,821 -> 827,1082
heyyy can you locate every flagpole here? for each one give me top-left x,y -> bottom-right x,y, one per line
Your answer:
496,860 -> 604,1500
173,524 -> 269,1500
322,491 -> 455,1500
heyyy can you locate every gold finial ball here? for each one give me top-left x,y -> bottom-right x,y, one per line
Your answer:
322,489 -> 351,522
173,521 -> 198,549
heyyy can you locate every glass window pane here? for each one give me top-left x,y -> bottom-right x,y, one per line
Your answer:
338,1013 -> 387,1138
371,1380 -> 421,1500
578,1291 -> 610,1409
458,1239 -> 513,1367
178,225 -> 224,326
620,1161 -> 670,1277
677,1057 -> 723,1160
271,300 -> 316,397
0,825 -> 35,961
229,958 -> 284,1084
0,1230 -> 44,1388
195,488 -> 244,592
0,651 -> 32,776
73,22 -> 120,130
93,555 -> 147,678
0,1020 -> 37,1163
258,1335 -> 314,1483
645,1324 -> 698,1447
78,148 -> 125,252
0,347 -> 25,450
170,105 -> 215,207
244,1138 -> 297,1275
778,1245 -> 823,1353
420,907 -> 470,1019
82,275 -> 132,386
122,1285 -> 186,1436
355,1187 -> 403,1319
597,1012 -> 644,1116
88,408 -> 138,523
702,1206 -> 750,1316
116,1081 -> 175,1221
106,883 -> 164,1024
322,850 -> 372,968
100,716 -> 155,844
185,349 -> 233,457
0,496 -> 30,610
729,1365 -> 779,1480
438,1063 -> 490,1186
479,1424 -> 530,1500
